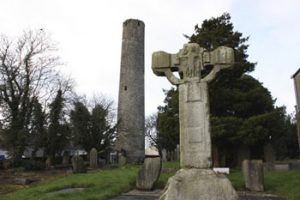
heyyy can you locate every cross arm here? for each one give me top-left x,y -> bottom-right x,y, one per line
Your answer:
152,51 -> 183,85
202,46 -> 234,83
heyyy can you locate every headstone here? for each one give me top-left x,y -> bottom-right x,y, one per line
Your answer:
116,19 -> 145,164
152,43 -> 237,200
45,157 -> 52,169
89,148 -> 98,168
62,152 -> 70,167
242,160 -> 264,192
118,152 -> 127,166
71,155 -> 86,173
274,163 -> 289,171
161,149 -> 167,161
136,156 -> 161,190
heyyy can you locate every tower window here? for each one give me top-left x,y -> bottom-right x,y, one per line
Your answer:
124,86 -> 127,91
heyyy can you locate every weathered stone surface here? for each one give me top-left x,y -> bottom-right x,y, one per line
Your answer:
145,147 -> 159,157
116,19 -> 145,164
72,155 -> 86,173
160,169 -> 238,200
136,157 -> 161,190
152,43 -> 234,169
242,160 -> 264,191
89,148 -> 98,168
274,163 -> 289,171
152,43 -> 235,199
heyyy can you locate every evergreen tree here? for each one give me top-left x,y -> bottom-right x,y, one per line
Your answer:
70,100 -> 116,157
156,13 -> 298,166
156,88 -> 179,152
90,104 -> 116,157
45,90 -> 69,163
70,102 -> 91,150
29,97 -> 47,158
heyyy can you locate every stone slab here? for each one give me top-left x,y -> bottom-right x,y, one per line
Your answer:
242,160 -> 264,192
136,157 -> 161,190
274,164 -> 289,171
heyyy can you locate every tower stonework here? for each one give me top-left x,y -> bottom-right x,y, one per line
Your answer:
117,19 -> 145,163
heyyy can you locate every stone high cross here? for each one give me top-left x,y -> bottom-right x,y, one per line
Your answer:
152,43 -> 234,169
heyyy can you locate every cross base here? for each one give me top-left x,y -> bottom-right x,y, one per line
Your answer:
160,169 -> 238,200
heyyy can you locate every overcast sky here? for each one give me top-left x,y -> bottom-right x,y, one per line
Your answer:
1,0 -> 299,115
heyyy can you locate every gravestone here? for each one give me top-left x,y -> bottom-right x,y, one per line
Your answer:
72,155 -> 87,173
89,148 -> 98,168
152,43 -> 237,200
136,148 -> 161,190
242,160 -> 264,191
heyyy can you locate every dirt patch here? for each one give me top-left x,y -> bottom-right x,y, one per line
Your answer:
0,168 -> 69,194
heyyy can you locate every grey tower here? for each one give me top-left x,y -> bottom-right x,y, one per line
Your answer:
117,19 -> 145,163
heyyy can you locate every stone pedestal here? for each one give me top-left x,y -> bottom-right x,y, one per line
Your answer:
160,169 -> 238,200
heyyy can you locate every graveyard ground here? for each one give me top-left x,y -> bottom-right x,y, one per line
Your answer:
0,161 -> 299,200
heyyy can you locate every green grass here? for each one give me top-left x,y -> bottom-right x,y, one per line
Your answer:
0,165 -> 139,200
156,161 -> 180,188
2,161 -> 300,200
158,161 -> 300,200
228,169 -> 300,200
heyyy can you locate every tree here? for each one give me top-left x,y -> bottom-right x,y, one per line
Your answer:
187,13 -> 284,165
156,13 -> 297,166
145,113 -> 158,148
45,89 -> 69,164
28,97 -> 47,158
156,88 -> 179,152
70,101 -> 91,149
90,103 -> 116,158
0,30 -> 62,162
70,98 -> 116,158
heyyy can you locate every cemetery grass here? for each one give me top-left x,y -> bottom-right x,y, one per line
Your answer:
229,169 -> 300,200
158,161 -> 300,200
0,165 -> 139,200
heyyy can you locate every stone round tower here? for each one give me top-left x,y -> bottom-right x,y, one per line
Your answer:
117,19 -> 145,163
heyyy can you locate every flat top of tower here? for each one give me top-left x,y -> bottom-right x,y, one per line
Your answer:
123,19 -> 145,26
